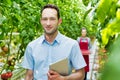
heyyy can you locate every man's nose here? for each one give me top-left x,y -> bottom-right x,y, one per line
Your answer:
46,20 -> 50,25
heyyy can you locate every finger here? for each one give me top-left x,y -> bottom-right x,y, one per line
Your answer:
48,71 -> 57,79
49,70 -> 58,75
48,70 -> 60,79
47,72 -> 51,78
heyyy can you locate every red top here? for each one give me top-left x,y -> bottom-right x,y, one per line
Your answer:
79,38 -> 89,72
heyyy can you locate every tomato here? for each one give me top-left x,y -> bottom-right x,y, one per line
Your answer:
102,49 -> 107,53
7,72 -> 12,78
1,46 -> 8,52
1,72 -> 12,80
1,73 -> 7,79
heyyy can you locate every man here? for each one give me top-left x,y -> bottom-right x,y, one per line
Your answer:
22,4 -> 86,80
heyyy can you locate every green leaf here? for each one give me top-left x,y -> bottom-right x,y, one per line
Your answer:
96,0 -> 112,23
82,0 -> 89,6
101,28 -> 110,46
0,15 -> 6,24
101,35 -> 120,80
101,18 -> 120,47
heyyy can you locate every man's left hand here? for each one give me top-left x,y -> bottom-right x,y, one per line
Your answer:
48,70 -> 65,80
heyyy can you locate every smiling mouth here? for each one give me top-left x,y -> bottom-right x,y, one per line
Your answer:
45,27 -> 52,31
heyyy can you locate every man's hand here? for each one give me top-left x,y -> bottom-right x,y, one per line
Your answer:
48,68 -> 85,80
25,69 -> 33,80
48,70 -> 65,80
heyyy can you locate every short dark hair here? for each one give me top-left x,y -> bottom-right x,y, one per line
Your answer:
41,4 -> 60,19
82,27 -> 86,30
81,27 -> 87,31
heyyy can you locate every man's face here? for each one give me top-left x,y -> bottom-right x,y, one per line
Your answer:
40,8 -> 61,35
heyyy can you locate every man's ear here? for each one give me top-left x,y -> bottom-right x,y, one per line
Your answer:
58,18 -> 62,25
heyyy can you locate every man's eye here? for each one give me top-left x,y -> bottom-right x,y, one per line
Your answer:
50,18 -> 56,20
42,17 -> 56,21
42,18 -> 47,20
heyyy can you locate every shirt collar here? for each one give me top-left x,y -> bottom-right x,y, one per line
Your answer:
54,31 -> 61,44
40,31 -> 62,45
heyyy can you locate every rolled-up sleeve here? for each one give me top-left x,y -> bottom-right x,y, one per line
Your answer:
70,41 -> 86,70
21,45 -> 34,70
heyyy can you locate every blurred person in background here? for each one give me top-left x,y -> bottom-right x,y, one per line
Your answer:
77,27 -> 92,80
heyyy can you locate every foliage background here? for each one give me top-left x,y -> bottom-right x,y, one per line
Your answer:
0,0 -> 95,63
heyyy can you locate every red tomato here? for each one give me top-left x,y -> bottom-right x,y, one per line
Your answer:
1,73 -> 7,79
7,72 -> 12,78
1,72 -> 12,79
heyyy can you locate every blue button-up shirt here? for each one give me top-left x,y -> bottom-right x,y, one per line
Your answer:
22,32 -> 86,80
